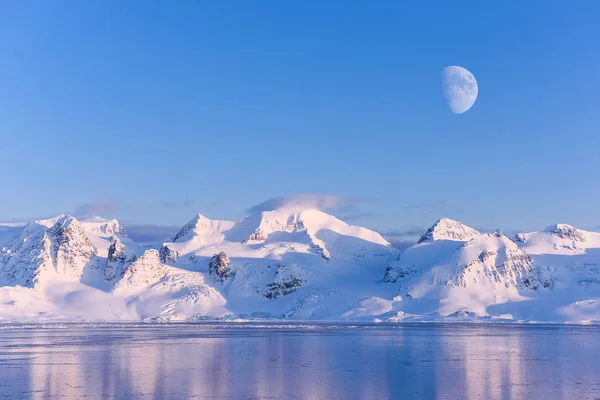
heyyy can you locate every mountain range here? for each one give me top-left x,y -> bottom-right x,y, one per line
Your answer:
1,206 -> 599,323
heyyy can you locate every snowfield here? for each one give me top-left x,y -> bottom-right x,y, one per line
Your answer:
1,207 -> 600,323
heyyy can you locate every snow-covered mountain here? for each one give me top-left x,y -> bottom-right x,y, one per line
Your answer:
515,223 -> 600,254
384,220 -> 550,317
1,209 -> 599,323
0,215 -> 101,287
417,218 -> 481,243
510,224 -> 600,321
514,224 -> 600,290
158,207 -> 397,320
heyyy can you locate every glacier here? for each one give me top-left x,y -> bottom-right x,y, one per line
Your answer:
1,206 -> 600,323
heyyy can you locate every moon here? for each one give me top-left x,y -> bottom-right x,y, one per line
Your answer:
442,66 -> 478,114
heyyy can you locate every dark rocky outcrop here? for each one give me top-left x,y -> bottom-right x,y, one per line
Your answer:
159,245 -> 179,264
244,229 -> 267,243
264,275 -> 304,299
262,264 -> 305,299
209,252 -> 233,283
383,265 -> 415,283
104,236 -> 127,281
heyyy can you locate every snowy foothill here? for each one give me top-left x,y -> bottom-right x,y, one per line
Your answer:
1,203 -> 600,323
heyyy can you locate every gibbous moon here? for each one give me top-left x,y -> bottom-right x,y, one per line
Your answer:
442,66 -> 478,114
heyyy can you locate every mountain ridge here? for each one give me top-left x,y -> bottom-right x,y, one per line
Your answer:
1,208 -> 599,323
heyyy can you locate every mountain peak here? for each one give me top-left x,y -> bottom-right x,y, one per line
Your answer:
171,213 -> 235,243
36,214 -> 77,229
80,216 -> 128,238
545,223 -> 586,241
417,218 -> 480,243
46,215 -> 89,241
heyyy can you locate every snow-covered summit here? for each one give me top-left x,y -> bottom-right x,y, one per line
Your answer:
0,214 -> 99,287
36,214 -> 74,228
544,224 -> 587,241
385,227 -> 548,317
80,216 -> 128,239
165,206 -> 391,262
515,223 -> 600,254
171,213 -> 236,244
156,205 -> 398,320
33,215 -> 127,239
417,218 -> 481,243
512,224 -> 600,321
239,207 -> 388,245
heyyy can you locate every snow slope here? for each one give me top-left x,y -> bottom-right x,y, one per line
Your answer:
510,224 -> 600,322
384,222 -> 549,318
1,208 -> 600,323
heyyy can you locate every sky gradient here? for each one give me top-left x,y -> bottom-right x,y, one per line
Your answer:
1,1 -> 600,243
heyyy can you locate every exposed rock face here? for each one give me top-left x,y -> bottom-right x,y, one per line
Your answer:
264,275 -> 304,299
449,234 -> 550,291
244,229 -> 267,243
383,265 -> 415,283
0,216 -> 99,287
104,236 -> 127,281
104,264 -> 117,281
0,223 -> 51,287
418,218 -> 481,243
383,266 -> 399,283
319,247 -> 331,261
546,224 -> 587,242
311,244 -> 331,261
383,266 -> 400,283
515,233 -> 526,243
263,265 -> 305,299
448,310 -> 477,317
115,249 -> 166,291
478,249 -> 496,263
107,237 -> 125,263
47,216 -> 99,277
208,252 -> 233,283
171,216 -> 201,242
159,245 -> 179,264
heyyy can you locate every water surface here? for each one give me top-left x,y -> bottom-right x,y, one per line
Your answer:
0,323 -> 598,399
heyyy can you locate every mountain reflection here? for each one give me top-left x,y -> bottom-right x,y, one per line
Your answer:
0,324 -> 597,399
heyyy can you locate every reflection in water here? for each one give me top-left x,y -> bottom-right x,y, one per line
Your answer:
0,324 -> 598,399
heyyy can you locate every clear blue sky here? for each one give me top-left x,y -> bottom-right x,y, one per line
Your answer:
1,1 -> 600,242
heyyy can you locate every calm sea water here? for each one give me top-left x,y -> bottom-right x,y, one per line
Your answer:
0,323 -> 598,399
